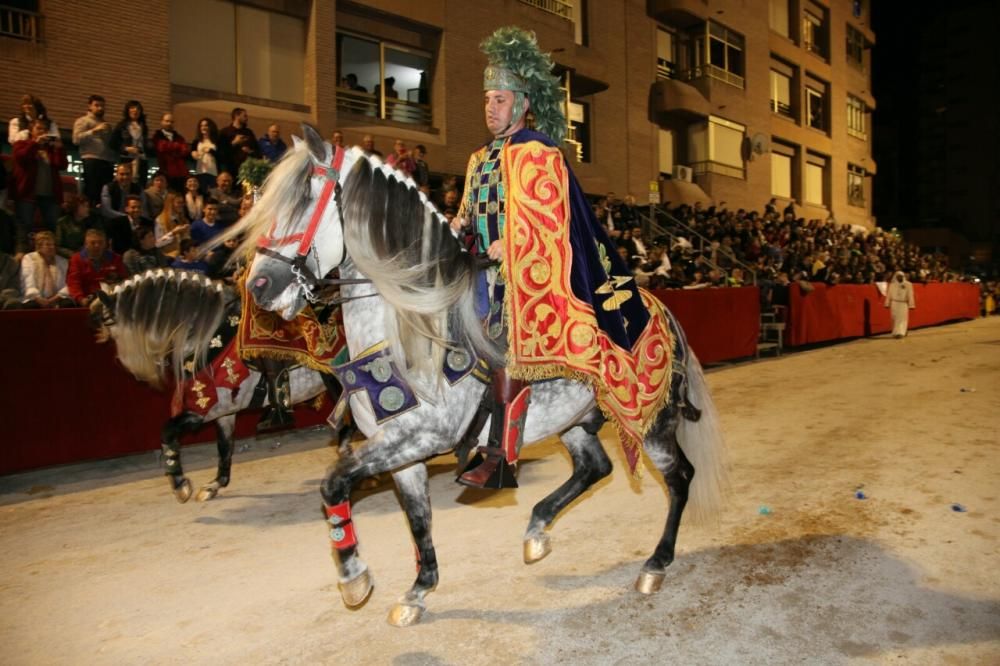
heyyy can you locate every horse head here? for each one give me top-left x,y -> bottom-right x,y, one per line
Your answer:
243,124 -> 353,320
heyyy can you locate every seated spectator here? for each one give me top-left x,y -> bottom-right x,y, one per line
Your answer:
143,171 -> 169,220
66,228 -> 126,305
171,239 -> 210,274
0,250 -> 22,309
12,119 -> 67,254
208,172 -> 241,227
259,124 -> 287,162
190,201 -> 223,245
123,226 -> 170,275
100,162 -> 145,221
155,193 -> 191,257
56,196 -> 100,258
151,112 -> 188,192
19,231 -> 74,308
184,176 -> 205,222
110,195 -> 154,255
9,94 -> 59,145
412,144 -> 430,193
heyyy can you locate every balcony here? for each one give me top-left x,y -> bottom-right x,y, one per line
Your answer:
337,89 -> 432,127
650,77 -> 709,123
647,0 -> 708,28
518,0 -> 573,20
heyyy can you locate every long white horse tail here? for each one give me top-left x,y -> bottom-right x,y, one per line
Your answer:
676,350 -> 729,525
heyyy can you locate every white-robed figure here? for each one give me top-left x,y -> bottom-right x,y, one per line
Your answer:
884,270 -> 916,338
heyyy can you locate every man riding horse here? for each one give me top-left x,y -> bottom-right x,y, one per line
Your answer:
455,27 -> 674,488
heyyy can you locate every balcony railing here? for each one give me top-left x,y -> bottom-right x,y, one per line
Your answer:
337,89 -> 432,126
770,99 -> 793,118
518,0 -> 573,20
691,160 -> 745,180
0,4 -> 42,42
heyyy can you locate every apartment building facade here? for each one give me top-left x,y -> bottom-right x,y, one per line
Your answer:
1,0 -> 875,226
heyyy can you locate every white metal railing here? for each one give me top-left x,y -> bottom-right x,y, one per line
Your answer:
337,88 -> 432,126
0,4 -> 42,42
518,0 -> 573,20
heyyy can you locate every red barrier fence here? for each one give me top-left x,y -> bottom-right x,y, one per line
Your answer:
653,287 -> 761,363
787,282 -> 980,347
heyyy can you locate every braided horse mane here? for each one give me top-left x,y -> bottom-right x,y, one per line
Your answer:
94,269 -> 231,390
338,148 -> 502,388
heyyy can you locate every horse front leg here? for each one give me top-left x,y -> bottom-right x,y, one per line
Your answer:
320,452 -> 377,609
524,413 -> 611,564
386,464 -> 437,627
160,412 -> 204,503
196,415 -> 236,502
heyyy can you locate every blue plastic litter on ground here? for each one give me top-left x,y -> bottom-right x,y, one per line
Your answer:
758,505 -> 772,515
855,490 -> 867,500
951,503 -> 967,513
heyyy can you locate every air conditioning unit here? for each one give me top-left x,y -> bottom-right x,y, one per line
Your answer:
673,165 -> 693,183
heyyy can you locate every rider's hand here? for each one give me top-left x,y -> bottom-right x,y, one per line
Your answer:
487,239 -> 504,262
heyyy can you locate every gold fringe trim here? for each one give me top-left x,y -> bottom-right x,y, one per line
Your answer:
237,344 -> 336,375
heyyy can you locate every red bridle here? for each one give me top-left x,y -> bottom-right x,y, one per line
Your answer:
257,145 -> 346,259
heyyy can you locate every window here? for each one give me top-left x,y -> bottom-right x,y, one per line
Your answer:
1,1 -> 41,42
803,4 -> 827,59
805,152 -> 827,206
169,0 -> 307,105
848,164 -> 865,207
847,94 -> 867,139
706,22 -> 745,88
769,0 -> 790,38
806,86 -> 826,131
771,140 -> 797,200
690,116 -> 746,179
770,70 -> 792,117
658,128 -> 675,176
566,100 -> 591,163
847,26 -> 865,69
337,32 -> 433,125
657,27 -> 677,79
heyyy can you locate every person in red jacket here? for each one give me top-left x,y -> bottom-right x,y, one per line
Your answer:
12,119 -> 67,254
66,227 -> 126,305
152,113 -> 189,193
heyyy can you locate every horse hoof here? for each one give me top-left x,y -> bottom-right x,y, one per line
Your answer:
338,568 -> 374,608
523,534 -> 551,564
387,602 -> 425,627
634,570 -> 665,595
173,478 -> 193,504
196,484 -> 219,502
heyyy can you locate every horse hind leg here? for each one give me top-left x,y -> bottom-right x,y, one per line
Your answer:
524,410 -> 611,564
161,413 -> 204,503
635,408 -> 693,594
386,464 -> 437,627
197,415 -> 236,502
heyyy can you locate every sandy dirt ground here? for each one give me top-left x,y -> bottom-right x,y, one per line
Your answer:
2,318 -> 999,665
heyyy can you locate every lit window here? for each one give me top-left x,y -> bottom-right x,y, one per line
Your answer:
337,32 -> 433,126
770,70 -> 792,117
847,95 -> 867,139
848,164 -> 865,206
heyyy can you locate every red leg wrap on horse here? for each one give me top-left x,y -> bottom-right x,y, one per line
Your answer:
325,501 -> 358,549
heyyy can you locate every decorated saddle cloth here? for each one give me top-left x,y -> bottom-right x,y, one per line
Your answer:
172,298 -> 251,417
236,276 -> 349,373
476,129 -> 676,474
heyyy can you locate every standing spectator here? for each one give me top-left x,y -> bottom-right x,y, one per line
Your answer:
9,94 -> 58,145
208,172 -> 241,227
154,193 -> 190,257
218,107 -> 258,174
56,195 -> 98,258
884,271 -> 916,339
72,94 -> 116,206
19,231 -> 73,308
183,175 -> 205,222
412,144 -> 430,192
385,139 -> 416,177
151,112 -> 189,192
361,134 -> 382,158
110,100 -> 149,186
123,226 -> 170,275
190,117 -> 220,193
259,124 -> 287,162
66,228 -> 126,305
143,171 -> 169,220
190,201 -> 223,245
12,120 -> 67,254
331,130 -> 344,149
100,163 -> 144,221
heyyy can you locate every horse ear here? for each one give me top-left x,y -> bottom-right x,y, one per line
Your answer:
301,124 -> 328,162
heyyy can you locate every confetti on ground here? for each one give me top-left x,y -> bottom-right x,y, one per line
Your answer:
758,505 -> 772,515
951,503 -> 967,513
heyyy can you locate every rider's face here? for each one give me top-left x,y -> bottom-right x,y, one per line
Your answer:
484,90 -> 524,138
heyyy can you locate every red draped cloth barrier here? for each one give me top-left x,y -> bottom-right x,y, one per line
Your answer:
652,287 -> 761,364
0,309 -> 330,475
788,282 -> 980,346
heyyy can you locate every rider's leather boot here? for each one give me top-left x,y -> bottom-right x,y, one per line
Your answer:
457,369 -> 530,489
257,358 -> 295,434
